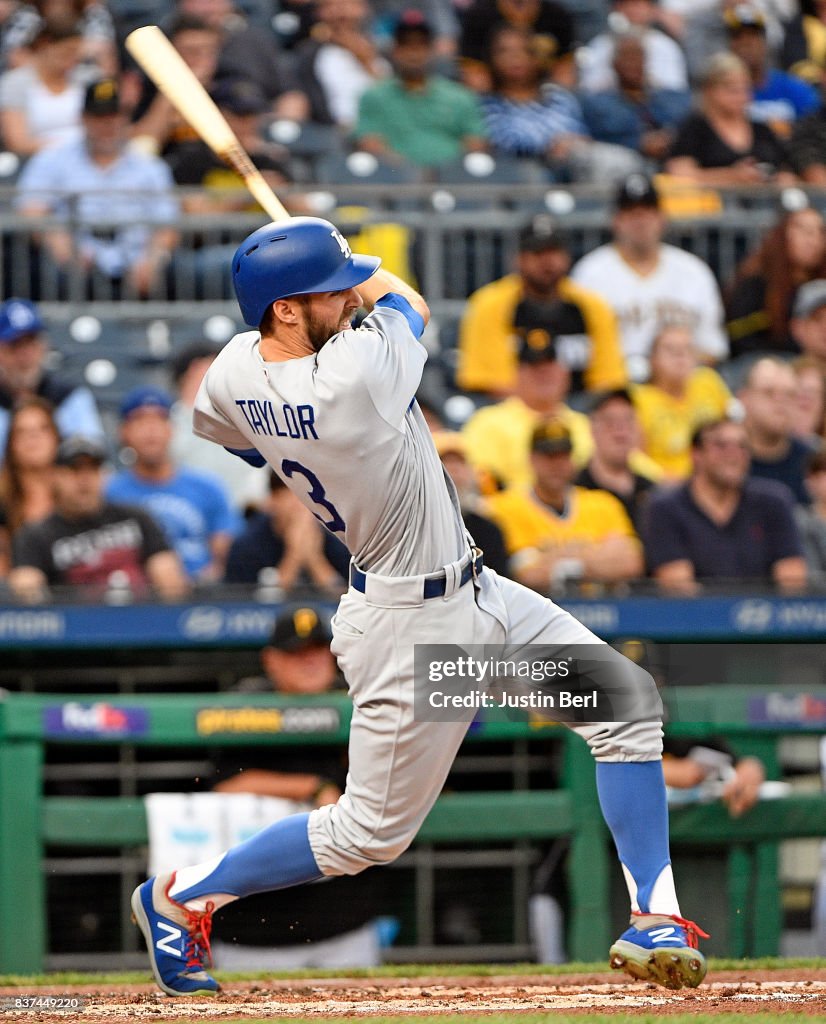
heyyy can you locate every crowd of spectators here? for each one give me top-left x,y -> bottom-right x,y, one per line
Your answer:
1,0 -> 826,599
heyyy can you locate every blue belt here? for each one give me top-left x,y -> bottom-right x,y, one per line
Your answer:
350,549 -> 484,599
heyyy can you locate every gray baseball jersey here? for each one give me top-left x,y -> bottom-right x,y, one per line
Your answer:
193,295 -> 467,577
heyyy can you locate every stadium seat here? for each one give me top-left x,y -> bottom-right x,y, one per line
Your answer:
265,120 -> 345,180
315,151 -> 422,185
314,151 -> 424,211
45,312 -> 246,413
432,154 -> 548,211
0,151 -> 22,188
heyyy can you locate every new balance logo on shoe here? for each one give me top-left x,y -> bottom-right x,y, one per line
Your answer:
610,913 -> 708,989
156,921 -> 183,957
132,876 -> 220,996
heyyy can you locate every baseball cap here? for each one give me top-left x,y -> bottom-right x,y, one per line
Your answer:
518,215 -> 568,253
514,299 -> 558,363
83,77 -> 121,116
531,419 -> 573,455
55,435 -> 107,467
588,387 -> 634,414
793,280 -> 826,319
210,79 -> 269,116
724,3 -> 767,32
393,9 -> 433,43
0,298 -> 44,343
615,173 -> 660,211
119,385 -> 174,420
269,604 -> 333,652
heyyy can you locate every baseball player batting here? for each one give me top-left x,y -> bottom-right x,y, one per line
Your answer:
131,217 -> 708,994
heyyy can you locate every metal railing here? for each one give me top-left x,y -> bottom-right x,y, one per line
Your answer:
0,185 -> 805,320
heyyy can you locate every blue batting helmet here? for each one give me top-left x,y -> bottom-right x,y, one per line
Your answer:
232,217 -> 381,327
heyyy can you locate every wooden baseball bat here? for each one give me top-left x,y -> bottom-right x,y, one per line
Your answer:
125,25 -> 289,221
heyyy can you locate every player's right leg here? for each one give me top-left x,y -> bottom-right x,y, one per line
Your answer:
480,569 -> 708,989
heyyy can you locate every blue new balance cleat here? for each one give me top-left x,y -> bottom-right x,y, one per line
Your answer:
131,874 -> 221,996
609,912 -> 709,990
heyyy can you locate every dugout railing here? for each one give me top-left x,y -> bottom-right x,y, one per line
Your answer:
2,686 -> 826,973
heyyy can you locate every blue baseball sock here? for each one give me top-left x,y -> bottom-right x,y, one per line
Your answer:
596,761 -> 671,914
170,812 -> 323,903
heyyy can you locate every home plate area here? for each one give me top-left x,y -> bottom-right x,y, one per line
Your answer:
2,971 -> 826,1021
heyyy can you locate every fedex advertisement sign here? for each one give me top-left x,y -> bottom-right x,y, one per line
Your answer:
43,702 -> 150,739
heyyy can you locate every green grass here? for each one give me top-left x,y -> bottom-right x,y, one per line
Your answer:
1,957 -> 824,987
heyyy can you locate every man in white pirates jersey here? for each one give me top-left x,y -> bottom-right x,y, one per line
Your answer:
571,174 -> 728,381
131,217 -> 708,995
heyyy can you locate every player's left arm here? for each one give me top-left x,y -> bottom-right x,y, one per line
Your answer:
357,267 -> 430,328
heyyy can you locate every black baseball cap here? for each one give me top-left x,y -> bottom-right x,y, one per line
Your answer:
531,419 -> 573,456
615,173 -> 660,210
55,435 -> 107,467
83,77 -> 121,116
393,9 -> 433,43
518,215 -> 568,253
588,387 -> 634,414
210,79 -> 269,116
269,604 -> 332,652
514,299 -> 559,363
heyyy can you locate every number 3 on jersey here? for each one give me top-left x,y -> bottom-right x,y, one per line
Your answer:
281,459 -> 346,534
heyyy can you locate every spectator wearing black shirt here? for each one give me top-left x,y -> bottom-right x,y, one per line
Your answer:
575,388 -> 657,532
168,79 -> 306,215
224,470 -> 349,592
726,204 -> 826,357
665,52 -> 794,187
211,603 -> 384,968
642,417 -> 807,594
739,357 -> 813,505
9,435 -> 188,602
129,17 -> 223,158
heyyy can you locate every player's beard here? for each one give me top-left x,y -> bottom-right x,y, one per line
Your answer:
305,312 -> 334,353
302,303 -> 357,353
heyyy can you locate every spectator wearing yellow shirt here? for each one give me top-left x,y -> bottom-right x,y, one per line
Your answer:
455,215 -> 627,397
463,332 -> 658,491
486,420 -> 643,592
462,329 -> 592,490
633,325 -> 732,480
